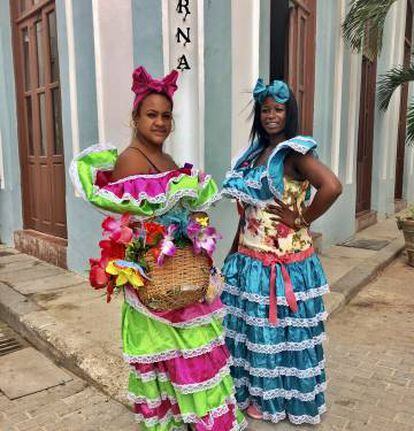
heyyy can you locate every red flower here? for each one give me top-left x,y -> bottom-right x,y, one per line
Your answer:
99,239 -> 125,261
144,222 -> 166,246
276,223 -> 293,238
102,213 -> 133,244
89,257 -> 109,289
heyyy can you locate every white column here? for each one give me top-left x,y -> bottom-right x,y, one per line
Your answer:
162,0 -> 205,168
379,0 -> 406,181
64,0 -> 80,156
231,0 -> 260,157
345,52 -> 361,184
0,126 -> 4,189
92,0 -> 134,148
330,0 -> 345,176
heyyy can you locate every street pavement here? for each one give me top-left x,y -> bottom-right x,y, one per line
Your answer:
0,320 -> 135,431
1,255 -> 413,430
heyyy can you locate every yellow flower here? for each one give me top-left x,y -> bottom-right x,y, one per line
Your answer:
105,261 -> 144,289
195,214 -> 209,227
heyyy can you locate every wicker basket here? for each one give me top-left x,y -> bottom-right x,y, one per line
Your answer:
138,247 -> 211,310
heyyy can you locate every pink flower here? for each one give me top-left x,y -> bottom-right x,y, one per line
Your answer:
187,220 -> 222,257
102,213 -> 133,244
157,225 -> 177,265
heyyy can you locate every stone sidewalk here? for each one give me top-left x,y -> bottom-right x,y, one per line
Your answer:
0,212 -> 409,423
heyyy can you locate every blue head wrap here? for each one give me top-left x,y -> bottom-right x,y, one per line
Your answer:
253,78 -> 290,104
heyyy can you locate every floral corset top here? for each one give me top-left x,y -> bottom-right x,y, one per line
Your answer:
240,176 -> 312,256
234,167 -> 313,256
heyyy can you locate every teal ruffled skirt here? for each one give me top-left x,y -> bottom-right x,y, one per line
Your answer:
221,249 -> 329,424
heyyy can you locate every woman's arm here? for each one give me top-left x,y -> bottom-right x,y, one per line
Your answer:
295,153 -> 342,225
268,153 -> 342,228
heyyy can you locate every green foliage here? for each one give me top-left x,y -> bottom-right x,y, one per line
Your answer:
342,0 -> 398,61
377,64 -> 414,110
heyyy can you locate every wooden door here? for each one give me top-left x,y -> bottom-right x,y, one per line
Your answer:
269,0 -> 317,135
356,55 -> 377,214
11,0 -> 67,238
394,1 -> 412,199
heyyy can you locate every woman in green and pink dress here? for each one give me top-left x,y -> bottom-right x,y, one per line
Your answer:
70,66 -> 246,431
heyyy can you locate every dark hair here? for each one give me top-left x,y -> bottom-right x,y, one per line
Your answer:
249,87 -> 299,144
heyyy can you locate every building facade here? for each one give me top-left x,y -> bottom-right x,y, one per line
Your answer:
0,0 -> 413,273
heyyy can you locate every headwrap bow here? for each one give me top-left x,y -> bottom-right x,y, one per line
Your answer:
131,66 -> 179,109
253,78 -> 290,105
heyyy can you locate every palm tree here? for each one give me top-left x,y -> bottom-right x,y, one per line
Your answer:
342,0 -> 399,61
343,0 -> 414,144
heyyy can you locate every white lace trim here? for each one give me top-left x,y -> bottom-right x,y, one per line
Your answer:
124,286 -> 226,328
218,189 -> 267,208
225,331 -> 326,353
237,400 -> 326,425
129,367 -> 170,382
173,363 -> 231,394
134,411 -> 182,427
128,391 -> 177,409
130,361 -> 232,394
234,379 -> 326,401
124,335 -> 226,364
223,283 -> 329,305
231,357 -> 325,379
132,395 -> 242,429
225,306 -> 328,328
225,170 -> 244,179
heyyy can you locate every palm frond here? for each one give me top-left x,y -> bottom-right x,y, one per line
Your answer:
342,0 -> 398,61
377,64 -> 414,110
406,99 -> 414,145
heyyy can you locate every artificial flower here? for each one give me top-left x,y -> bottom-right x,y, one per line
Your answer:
157,224 -> 177,265
195,214 -> 209,227
143,221 -> 166,246
102,213 -> 133,244
105,260 -> 145,289
99,239 -> 126,261
187,220 -> 222,257
89,257 -> 109,289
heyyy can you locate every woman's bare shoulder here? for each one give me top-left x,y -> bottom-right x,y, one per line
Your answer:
111,148 -> 150,181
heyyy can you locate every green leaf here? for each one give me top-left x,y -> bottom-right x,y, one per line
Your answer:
342,0 -> 398,60
406,99 -> 414,145
377,64 -> 414,110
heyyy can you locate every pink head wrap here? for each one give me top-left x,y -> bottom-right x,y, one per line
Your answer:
131,66 -> 179,110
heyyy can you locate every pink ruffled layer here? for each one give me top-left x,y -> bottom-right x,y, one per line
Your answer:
133,398 -> 238,431
95,167 -> 193,199
131,344 -> 230,386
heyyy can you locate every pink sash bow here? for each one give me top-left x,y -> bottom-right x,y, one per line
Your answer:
238,245 -> 315,326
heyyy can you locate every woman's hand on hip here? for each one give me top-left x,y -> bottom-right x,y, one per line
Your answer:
266,199 -> 300,230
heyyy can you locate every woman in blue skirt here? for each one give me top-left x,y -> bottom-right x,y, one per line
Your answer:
220,79 -> 342,425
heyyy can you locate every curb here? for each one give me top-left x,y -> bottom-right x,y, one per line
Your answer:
0,280 -> 129,406
326,236 -> 405,318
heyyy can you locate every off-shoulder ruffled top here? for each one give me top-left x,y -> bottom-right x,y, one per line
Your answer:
69,143 -> 219,218
221,135 -> 318,206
